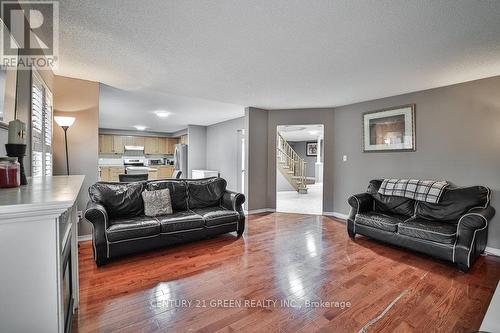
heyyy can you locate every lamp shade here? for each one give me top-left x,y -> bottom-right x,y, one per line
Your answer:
54,116 -> 76,127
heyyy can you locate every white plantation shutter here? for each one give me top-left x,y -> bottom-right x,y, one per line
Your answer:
31,71 -> 53,177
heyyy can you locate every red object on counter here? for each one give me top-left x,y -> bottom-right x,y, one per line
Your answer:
0,157 -> 20,188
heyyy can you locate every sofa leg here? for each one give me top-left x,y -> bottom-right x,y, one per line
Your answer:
457,263 -> 469,272
347,229 -> 356,239
237,230 -> 244,238
95,258 -> 107,267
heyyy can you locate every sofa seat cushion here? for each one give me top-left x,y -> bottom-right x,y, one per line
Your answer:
106,216 -> 160,242
193,207 -> 239,227
155,211 -> 204,233
398,218 -> 457,244
355,212 -> 408,232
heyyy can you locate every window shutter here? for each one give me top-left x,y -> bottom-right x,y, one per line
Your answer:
31,71 -> 53,177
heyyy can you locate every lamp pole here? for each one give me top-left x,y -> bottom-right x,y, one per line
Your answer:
54,116 -> 75,176
62,126 -> 70,175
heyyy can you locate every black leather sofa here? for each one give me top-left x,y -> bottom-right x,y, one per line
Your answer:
347,180 -> 494,272
84,177 -> 245,266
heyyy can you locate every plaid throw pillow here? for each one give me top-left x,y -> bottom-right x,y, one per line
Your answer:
378,179 -> 448,204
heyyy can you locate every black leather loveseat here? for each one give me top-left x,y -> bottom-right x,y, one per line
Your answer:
84,177 -> 245,266
347,180 -> 494,271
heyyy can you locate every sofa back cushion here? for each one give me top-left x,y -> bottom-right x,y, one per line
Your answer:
416,185 -> 490,221
187,177 -> 227,209
367,179 -> 415,216
89,181 -> 146,218
147,179 -> 188,212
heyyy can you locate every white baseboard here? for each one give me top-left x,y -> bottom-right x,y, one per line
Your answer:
485,247 -> 500,257
78,234 -> 92,242
323,211 -> 348,221
246,208 -> 276,215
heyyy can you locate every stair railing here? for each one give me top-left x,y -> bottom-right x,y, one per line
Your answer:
276,132 -> 307,191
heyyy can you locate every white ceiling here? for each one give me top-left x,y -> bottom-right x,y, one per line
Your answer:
278,125 -> 324,142
57,0 -> 500,126
99,84 -> 243,132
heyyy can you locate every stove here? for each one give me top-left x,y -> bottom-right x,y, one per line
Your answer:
123,157 -> 148,174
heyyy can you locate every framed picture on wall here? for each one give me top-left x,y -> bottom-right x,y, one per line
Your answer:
362,104 -> 415,152
306,142 -> 318,156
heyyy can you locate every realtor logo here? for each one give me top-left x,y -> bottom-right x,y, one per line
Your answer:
1,1 -> 59,69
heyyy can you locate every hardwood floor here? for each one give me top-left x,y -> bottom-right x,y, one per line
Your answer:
73,213 -> 500,333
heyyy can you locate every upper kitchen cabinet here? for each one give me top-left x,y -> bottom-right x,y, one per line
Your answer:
158,137 -> 168,154
123,136 -> 145,147
167,138 -> 178,154
180,134 -> 188,145
99,135 -> 124,154
144,137 -> 160,154
112,135 -> 124,153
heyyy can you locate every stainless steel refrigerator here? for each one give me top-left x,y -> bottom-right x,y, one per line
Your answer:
173,144 -> 188,179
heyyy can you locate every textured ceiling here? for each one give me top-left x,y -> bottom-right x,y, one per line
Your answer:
57,0 -> 500,126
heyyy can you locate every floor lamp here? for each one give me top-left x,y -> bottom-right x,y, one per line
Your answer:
54,116 -> 76,176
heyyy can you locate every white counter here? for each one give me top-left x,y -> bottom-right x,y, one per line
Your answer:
0,175 -> 85,221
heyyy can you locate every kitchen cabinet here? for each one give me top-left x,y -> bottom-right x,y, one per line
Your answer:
99,166 -> 125,181
123,135 -> 145,147
158,165 -> 174,179
167,138 -> 178,154
99,135 -> 124,154
180,134 -> 188,145
159,138 -> 177,155
148,168 -> 159,180
112,135 -> 124,153
145,137 -> 159,154
158,138 -> 168,154
99,135 -> 177,155
99,135 -> 113,154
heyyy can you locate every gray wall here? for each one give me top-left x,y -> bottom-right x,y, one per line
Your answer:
246,75 -> 500,249
245,107 -> 269,210
206,117 -> 245,191
333,75 -> 500,249
54,76 -> 100,236
187,125 -> 207,177
244,108 -> 335,212
267,109 -> 335,212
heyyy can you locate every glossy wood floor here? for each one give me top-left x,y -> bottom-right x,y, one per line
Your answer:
74,213 -> 500,333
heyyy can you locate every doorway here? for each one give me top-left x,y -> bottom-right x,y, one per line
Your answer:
236,129 -> 245,209
276,124 -> 324,215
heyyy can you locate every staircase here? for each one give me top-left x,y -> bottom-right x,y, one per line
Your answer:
276,132 -> 308,194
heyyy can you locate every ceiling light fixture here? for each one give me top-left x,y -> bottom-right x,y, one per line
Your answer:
134,125 -> 147,131
154,111 -> 170,118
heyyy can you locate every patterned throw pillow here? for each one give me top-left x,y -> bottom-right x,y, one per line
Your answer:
141,188 -> 173,217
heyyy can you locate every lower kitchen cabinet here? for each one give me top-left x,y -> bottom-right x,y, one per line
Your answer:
99,166 -> 125,182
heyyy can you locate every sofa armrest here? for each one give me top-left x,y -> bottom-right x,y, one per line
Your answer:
347,193 -> 373,214
454,206 -> 495,269
221,190 -> 245,213
222,191 -> 246,236
84,201 -> 109,265
457,206 -> 495,231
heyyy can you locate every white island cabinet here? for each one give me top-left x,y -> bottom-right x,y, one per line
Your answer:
0,176 -> 84,333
